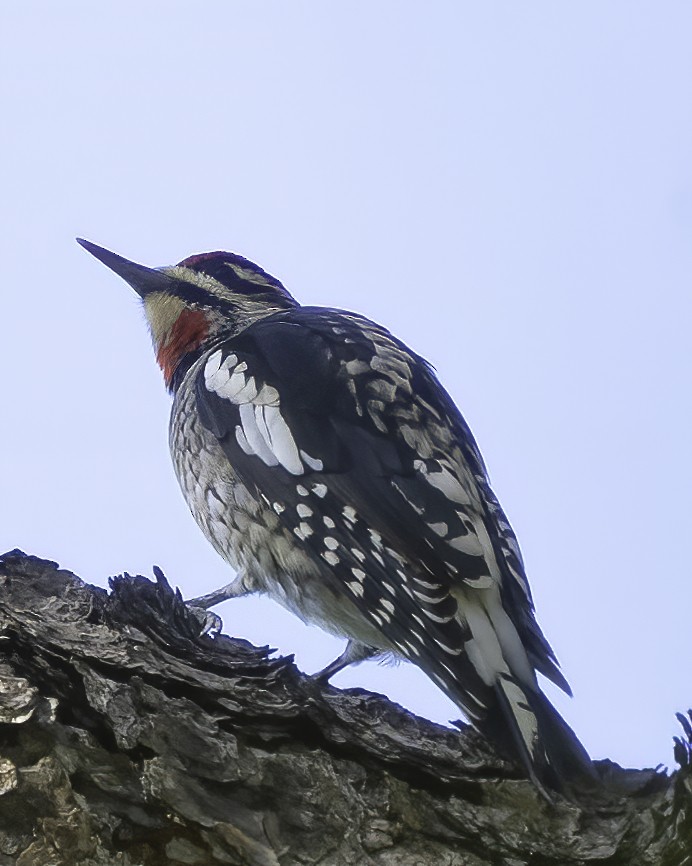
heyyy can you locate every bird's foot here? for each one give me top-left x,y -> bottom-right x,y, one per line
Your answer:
185,572 -> 249,636
189,607 -> 224,636
313,640 -> 379,683
187,572 -> 249,609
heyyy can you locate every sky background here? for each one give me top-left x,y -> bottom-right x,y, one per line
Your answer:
2,2 -> 690,772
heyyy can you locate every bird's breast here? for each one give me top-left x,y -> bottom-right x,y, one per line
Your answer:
168,359 -> 393,652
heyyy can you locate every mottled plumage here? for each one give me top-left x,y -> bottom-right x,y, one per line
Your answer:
78,239 -> 594,794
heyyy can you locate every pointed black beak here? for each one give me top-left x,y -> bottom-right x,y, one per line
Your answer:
77,238 -> 177,298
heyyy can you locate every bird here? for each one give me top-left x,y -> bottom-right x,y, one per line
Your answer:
78,238 -> 593,794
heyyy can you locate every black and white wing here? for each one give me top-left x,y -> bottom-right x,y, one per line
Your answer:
194,305 -> 590,786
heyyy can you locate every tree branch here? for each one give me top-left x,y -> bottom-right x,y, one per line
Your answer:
0,550 -> 689,865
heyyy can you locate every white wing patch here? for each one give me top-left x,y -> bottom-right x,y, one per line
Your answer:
413,457 -> 473,506
204,350 -> 312,475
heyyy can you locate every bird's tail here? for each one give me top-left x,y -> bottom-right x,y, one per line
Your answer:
490,675 -> 595,795
440,586 -> 595,796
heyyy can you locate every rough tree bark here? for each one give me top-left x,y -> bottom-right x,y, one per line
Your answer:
0,549 -> 689,866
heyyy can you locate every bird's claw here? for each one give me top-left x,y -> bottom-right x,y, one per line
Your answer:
187,604 -> 223,636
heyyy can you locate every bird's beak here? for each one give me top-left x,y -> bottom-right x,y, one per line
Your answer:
76,238 -> 177,298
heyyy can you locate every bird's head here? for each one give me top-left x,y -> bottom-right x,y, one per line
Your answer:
78,240 -> 297,390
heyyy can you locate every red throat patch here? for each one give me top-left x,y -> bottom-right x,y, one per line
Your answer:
156,309 -> 210,388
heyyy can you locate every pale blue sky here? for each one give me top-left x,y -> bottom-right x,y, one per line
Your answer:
2,2 -> 690,771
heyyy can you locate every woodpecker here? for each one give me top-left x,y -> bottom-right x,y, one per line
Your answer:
78,238 -> 593,793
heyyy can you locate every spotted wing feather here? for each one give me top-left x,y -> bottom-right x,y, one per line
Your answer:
194,306 -> 586,783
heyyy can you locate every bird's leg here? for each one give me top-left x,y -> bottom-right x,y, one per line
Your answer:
313,640 -> 379,682
186,571 -> 250,635
187,571 -> 250,609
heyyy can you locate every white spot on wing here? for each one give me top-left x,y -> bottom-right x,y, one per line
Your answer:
424,468 -> 471,505
235,425 -> 253,456
233,376 -> 260,403
422,607 -> 454,624
300,450 -> 324,471
322,550 -> 339,565
345,359 -> 371,374
255,383 -> 280,406
343,506 -> 357,523
263,405 -> 304,475
216,369 -> 248,400
204,350 -> 222,380
294,522 -> 314,540
253,404 -> 273,450
462,574 -> 494,588
239,403 -> 278,466
368,530 -> 382,547
205,353 -> 239,391
312,483 -> 327,498
435,639 -> 462,656
412,576 -> 439,590
449,533 -> 484,556
324,537 -> 338,550
412,588 -> 446,604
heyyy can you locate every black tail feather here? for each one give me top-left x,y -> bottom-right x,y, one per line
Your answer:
530,693 -> 596,790
482,681 -> 596,798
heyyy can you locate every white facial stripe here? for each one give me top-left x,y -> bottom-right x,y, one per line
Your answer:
224,261 -> 276,288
